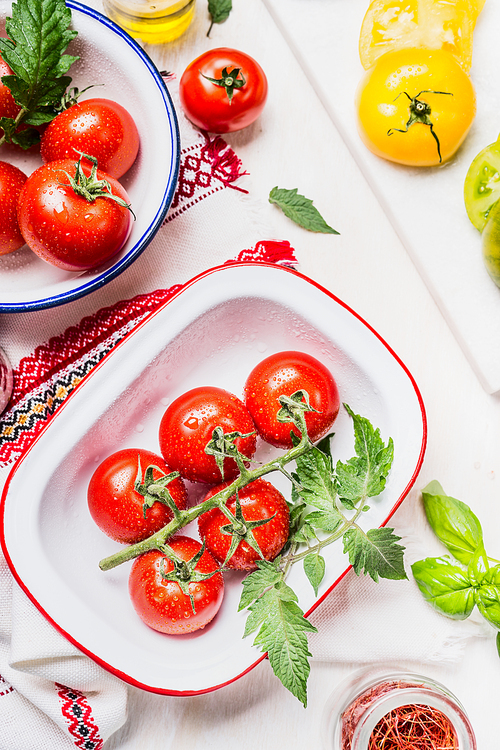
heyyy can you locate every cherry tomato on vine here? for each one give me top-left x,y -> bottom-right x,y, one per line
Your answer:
198,478 -> 290,570
356,48 -> 476,167
244,351 -> 340,449
0,53 -> 20,122
40,98 -> 140,179
128,536 -> 224,634
17,156 -> 133,271
464,140 -> 500,232
179,47 -> 268,133
87,448 -> 188,544
0,161 -> 27,255
159,386 -> 257,484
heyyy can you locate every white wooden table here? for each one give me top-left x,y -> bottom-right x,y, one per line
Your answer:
69,0 -> 500,746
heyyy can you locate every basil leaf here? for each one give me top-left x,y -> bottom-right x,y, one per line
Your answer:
422,481 -> 483,565
475,564 -> 500,629
207,0 -> 232,36
269,187 -> 339,234
467,543 -> 489,586
411,556 -> 475,619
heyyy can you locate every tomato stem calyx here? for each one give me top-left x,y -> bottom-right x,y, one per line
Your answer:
158,540 -> 220,614
202,66 -> 246,103
61,152 -> 136,218
134,459 -> 182,520
387,89 -> 453,163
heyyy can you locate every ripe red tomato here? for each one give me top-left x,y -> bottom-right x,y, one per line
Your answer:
87,448 -> 188,544
0,53 -> 20,122
244,351 -> 340,448
40,98 -> 140,179
198,478 -> 290,570
0,161 -> 27,255
179,47 -> 268,133
128,536 -> 224,634
17,157 -> 133,271
158,386 -> 257,484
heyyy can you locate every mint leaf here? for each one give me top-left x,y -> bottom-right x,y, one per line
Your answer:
0,0 -> 78,143
336,404 -> 394,507
244,584 -> 317,706
238,560 -> 281,611
303,552 -> 325,596
207,0 -> 232,36
343,526 -> 406,581
421,481 -> 483,565
411,556 -> 475,619
269,187 -> 339,234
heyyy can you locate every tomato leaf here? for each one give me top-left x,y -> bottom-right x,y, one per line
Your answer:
303,552 -> 325,596
335,404 -> 394,508
269,187 -> 339,234
207,0 -> 232,36
243,583 -> 317,707
0,0 -> 78,145
343,526 -> 407,582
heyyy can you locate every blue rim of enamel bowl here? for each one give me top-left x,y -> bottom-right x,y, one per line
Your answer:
0,0 -> 180,313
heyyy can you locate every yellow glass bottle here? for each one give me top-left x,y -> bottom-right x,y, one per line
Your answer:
103,0 -> 196,44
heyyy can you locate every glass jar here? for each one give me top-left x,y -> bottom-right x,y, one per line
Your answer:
321,666 -> 477,750
103,0 -> 196,44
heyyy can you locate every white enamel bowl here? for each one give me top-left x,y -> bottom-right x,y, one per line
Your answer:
1,263 -> 426,694
0,0 -> 179,312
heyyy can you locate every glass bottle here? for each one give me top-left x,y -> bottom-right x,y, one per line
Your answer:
103,0 -> 196,44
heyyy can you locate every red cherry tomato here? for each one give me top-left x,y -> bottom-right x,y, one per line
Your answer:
87,448 -> 188,544
198,478 -> 290,570
179,47 -> 268,133
0,161 -> 27,255
158,386 -> 257,484
17,157 -> 133,271
128,536 -> 224,634
244,351 -> 340,448
40,98 -> 140,179
0,53 -> 20,122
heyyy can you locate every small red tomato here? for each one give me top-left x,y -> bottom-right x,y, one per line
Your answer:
17,157 -> 133,271
40,98 -> 140,179
198,478 -> 290,570
129,536 -> 224,635
0,161 -> 27,255
159,386 -> 257,484
0,53 -> 20,122
244,351 -> 340,448
87,448 -> 188,544
179,47 -> 268,133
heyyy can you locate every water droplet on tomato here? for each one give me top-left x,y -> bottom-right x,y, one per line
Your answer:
84,213 -> 94,222
53,202 -> 69,224
184,416 -> 199,429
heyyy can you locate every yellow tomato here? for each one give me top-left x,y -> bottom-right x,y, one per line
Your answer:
359,0 -> 479,72
356,48 -> 476,167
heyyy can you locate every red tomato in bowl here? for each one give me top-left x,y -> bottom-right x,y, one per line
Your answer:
244,351 -> 340,448
0,161 -> 27,255
40,98 -> 140,179
179,47 -> 268,133
17,157 -> 133,271
0,53 -> 20,122
87,448 -> 188,544
128,536 -> 224,634
198,478 -> 290,570
158,386 -> 257,484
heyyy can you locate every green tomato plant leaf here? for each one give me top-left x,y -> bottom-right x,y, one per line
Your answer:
343,526 -> 407,582
336,404 -> 394,508
421,481 -> 483,565
411,556 -> 476,619
303,552 -> 326,596
0,0 -> 78,147
269,187 -> 339,234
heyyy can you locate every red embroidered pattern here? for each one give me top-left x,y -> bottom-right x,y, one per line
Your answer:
0,674 -> 14,697
0,241 -> 297,466
57,683 -> 103,750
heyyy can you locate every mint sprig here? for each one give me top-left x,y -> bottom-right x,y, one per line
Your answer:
0,0 -> 78,148
269,187 -> 339,234
207,0 -> 232,37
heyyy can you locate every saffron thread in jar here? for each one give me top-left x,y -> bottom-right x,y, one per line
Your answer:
368,703 -> 458,749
